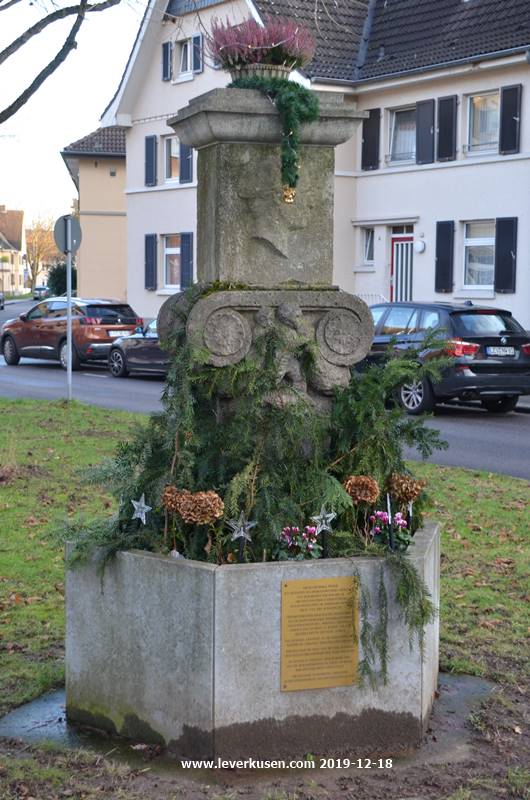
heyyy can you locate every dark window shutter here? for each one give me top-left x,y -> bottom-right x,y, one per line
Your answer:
145,135 -> 157,186
499,85 -> 522,155
192,34 -> 203,73
361,109 -> 380,171
180,232 -> 194,289
437,95 -> 457,161
416,99 -> 435,165
144,234 -> 157,291
495,217 -> 517,293
179,143 -> 193,183
435,221 -> 454,293
162,42 -> 172,81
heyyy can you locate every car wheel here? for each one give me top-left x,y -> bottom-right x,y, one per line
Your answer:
2,335 -> 20,365
109,348 -> 128,378
59,339 -> 80,371
398,377 -> 435,415
481,396 -> 519,413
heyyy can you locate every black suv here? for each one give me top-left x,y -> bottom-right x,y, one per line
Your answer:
365,302 -> 530,414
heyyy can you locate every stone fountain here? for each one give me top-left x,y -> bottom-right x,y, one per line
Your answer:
65,87 -> 440,760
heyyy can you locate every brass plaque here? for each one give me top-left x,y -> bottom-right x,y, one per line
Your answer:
281,576 -> 358,692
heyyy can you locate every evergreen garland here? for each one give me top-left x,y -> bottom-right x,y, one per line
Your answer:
60,284 -> 444,681
229,76 -> 320,189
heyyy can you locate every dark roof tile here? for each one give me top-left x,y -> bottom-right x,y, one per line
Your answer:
62,126 -> 126,156
253,0 -> 369,80
358,0 -> 530,81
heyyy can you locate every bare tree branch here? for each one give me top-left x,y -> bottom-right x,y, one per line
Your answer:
0,0 -> 89,124
0,0 -> 24,12
0,0 -> 121,66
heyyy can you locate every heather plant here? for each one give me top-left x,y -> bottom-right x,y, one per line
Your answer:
207,16 -> 316,70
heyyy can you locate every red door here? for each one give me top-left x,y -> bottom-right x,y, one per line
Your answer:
390,236 -> 414,302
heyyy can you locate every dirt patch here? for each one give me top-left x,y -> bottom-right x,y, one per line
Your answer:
0,463 -> 51,485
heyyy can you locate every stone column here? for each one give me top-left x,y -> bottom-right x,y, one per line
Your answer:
168,88 -> 367,287
160,87 -> 374,408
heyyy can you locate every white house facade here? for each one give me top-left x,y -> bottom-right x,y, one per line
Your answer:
102,0 -> 530,327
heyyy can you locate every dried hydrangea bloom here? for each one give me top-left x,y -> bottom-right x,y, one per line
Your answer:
343,475 -> 380,505
162,486 -> 224,525
387,473 -> 426,504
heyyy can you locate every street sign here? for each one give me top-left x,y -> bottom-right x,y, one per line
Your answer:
53,214 -> 82,403
54,215 -> 82,254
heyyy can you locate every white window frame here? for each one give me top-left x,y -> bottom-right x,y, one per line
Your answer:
462,220 -> 495,291
170,38 -> 193,83
388,106 -> 416,165
164,136 -> 180,183
163,234 -> 181,289
466,91 -> 500,156
363,227 -> 374,264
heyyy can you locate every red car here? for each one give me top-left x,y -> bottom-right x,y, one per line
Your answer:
1,297 -> 142,369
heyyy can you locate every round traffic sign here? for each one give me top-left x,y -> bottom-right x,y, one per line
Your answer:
54,215 -> 82,254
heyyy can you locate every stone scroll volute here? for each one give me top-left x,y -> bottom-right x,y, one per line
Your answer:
184,289 -> 374,407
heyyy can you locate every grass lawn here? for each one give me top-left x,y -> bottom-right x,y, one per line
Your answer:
0,400 -> 140,716
0,398 -> 528,799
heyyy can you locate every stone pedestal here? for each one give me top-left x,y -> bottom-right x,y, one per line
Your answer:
168,88 -> 366,287
66,524 -> 440,759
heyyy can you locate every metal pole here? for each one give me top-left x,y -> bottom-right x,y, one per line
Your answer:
66,216 -> 72,401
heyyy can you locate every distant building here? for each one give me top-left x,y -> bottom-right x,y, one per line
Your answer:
0,205 -> 26,294
62,126 -> 127,300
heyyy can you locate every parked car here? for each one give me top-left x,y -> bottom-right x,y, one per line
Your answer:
0,291 -> 4,311
1,297 -> 142,369
33,285 -> 50,300
108,319 -> 169,377
362,302 -> 530,414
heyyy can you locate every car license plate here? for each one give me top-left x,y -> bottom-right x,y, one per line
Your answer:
486,346 -> 515,356
109,330 -> 129,338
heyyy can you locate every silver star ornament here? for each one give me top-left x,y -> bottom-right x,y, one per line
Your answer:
131,494 -> 152,525
310,505 -> 336,535
227,511 -> 257,543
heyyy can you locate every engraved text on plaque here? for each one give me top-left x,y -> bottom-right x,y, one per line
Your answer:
281,576 -> 358,692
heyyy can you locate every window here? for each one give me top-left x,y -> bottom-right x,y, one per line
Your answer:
452,311 -> 524,336
164,234 -> 181,288
178,40 -> 191,75
363,228 -> 374,263
391,225 -> 413,235
380,307 -> 418,336
165,137 -> 180,181
420,310 -> 441,331
27,303 -> 48,320
47,301 -> 67,318
468,93 -> 499,153
463,221 -> 495,289
84,305 -> 137,322
174,35 -> 202,78
390,108 -> 416,162
370,306 -> 386,327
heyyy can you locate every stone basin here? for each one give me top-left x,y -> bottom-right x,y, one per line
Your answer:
65,523 -> 440,760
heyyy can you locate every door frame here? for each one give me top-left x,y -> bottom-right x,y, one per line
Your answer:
390,234 -> 414,302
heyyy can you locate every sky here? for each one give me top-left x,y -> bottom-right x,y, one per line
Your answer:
0,0 -> 144,225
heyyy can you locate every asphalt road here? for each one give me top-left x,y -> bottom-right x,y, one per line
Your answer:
1,301 -> 529,479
